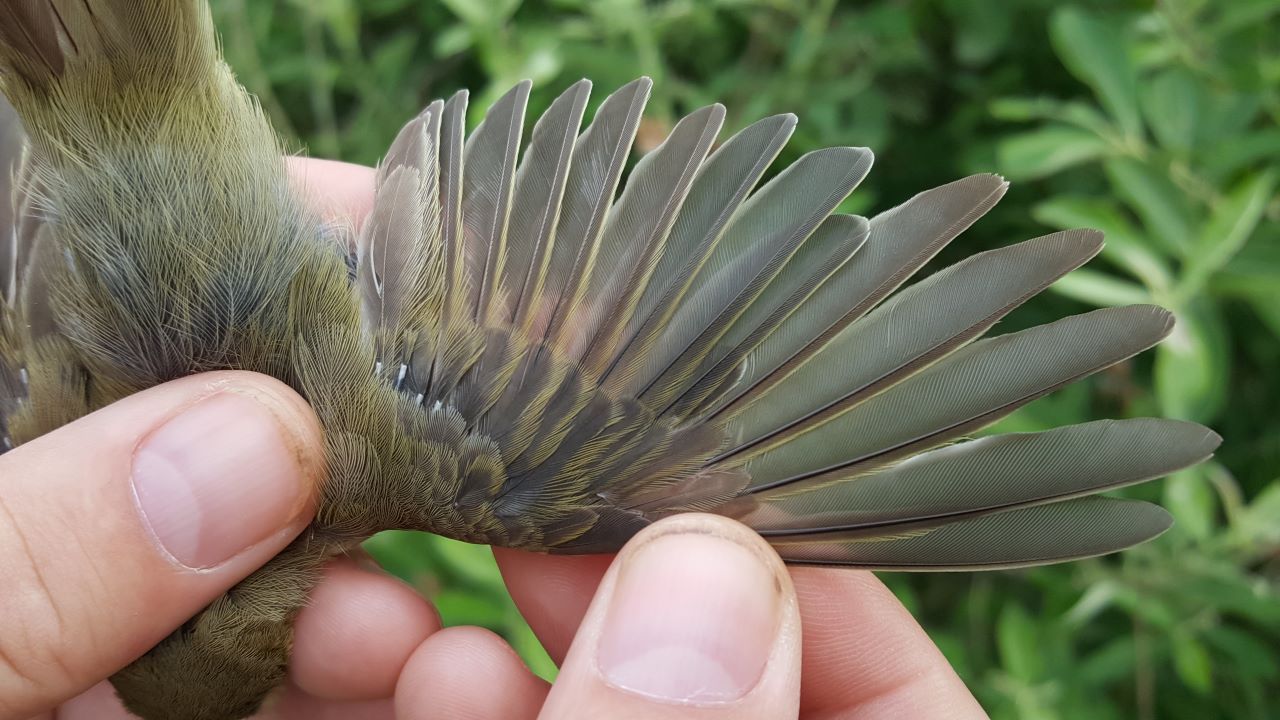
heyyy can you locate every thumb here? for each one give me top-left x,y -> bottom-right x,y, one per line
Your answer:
540,514 -> 802,720
0,371 -> 324,717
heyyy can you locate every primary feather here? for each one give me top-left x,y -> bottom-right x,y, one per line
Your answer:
0,2 -> 1219,719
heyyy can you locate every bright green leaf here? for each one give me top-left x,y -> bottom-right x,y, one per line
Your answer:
996,126 -> 1110,180
1154,300 -> 1230,421
1170,631 -> 1214,695
1141,68 -> 1200,155
1050,268 -> 1152,307
1104,157 -> 1196,255
1163,468 -> 1217,542
997,603 -> 1044,682
1049,7 -> 1143,139
1205,127 -> 1280,180
1032,196 -> 1173,290
1229,483 -> 1280,551
1180,170 -> 1277,300
1204,626 -> 1279,681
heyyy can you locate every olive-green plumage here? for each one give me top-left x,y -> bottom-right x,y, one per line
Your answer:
0,2 -> 1220,719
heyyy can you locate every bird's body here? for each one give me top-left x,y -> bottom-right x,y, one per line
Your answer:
0,2 -> 1219,719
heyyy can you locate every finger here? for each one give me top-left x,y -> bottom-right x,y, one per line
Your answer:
50,681 -> 137,720
274,685 -> 394,720
540,514 -> 801,720
54,679 -> 401,720
286,157 -> 375,226
290,557 -> 441,701
498,540 -> 987,718
492,549 -> 612,663
789,568 -> 986,719
0,371 -> 324,717
394,627 -> 548,720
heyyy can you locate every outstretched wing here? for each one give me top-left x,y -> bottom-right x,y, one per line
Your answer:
355,78 -> 1219,566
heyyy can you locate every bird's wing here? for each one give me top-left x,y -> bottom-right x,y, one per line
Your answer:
356,79 -> 1219,565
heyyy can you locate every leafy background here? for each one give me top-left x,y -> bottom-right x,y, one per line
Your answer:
209,1 -> 1280,717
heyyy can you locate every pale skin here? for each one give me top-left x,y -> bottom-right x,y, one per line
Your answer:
0,158 -> 988,720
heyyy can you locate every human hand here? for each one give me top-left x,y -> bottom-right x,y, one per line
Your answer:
1,159 -> 988,720
0,368 -> 446,719
462,515 -> 992,719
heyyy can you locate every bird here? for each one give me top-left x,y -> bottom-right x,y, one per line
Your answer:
0,1 -> 1219,719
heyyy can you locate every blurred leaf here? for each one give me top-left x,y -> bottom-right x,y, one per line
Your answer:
1141,68 -> 1200,155
1163,468 -> 1217,542
1104,157 -> 1195,255
1063,580 -> 1119,627
997,126 -> 1110,180
438,0 -> 520,26
1195,92 -> 1261,150
1050,268 -> 1151,307
1229,482 -> 1280,551
1155,301 -> 1230,421
434,588 -> 508,627
1178,573 -> 1280,626
434,24 -> 474,56
1032,196 -> 1172,291
997,603 -> 1044,682
1205,127 -> 1280,180
1180,170 -> 1277,301
510,619 -> 558,680
1049,7 -> 1143,139
1077,636 -> 1136,686
1170,631 -> 1214,695
988,98 -> 1113,138
1204,626 -> 1279,681
945,0 -> 1013,65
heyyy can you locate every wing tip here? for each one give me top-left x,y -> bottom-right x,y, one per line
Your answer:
626,75 -> 655,93
498,79 -> 533,105
1135,303 -> 1177,338
1136,500 -> 1175,540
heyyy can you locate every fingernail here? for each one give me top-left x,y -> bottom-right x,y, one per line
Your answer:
597,531 -> 782,705
131,392 -> 312,569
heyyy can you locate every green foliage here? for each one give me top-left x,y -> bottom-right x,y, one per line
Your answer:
210,0 -> 1280,716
